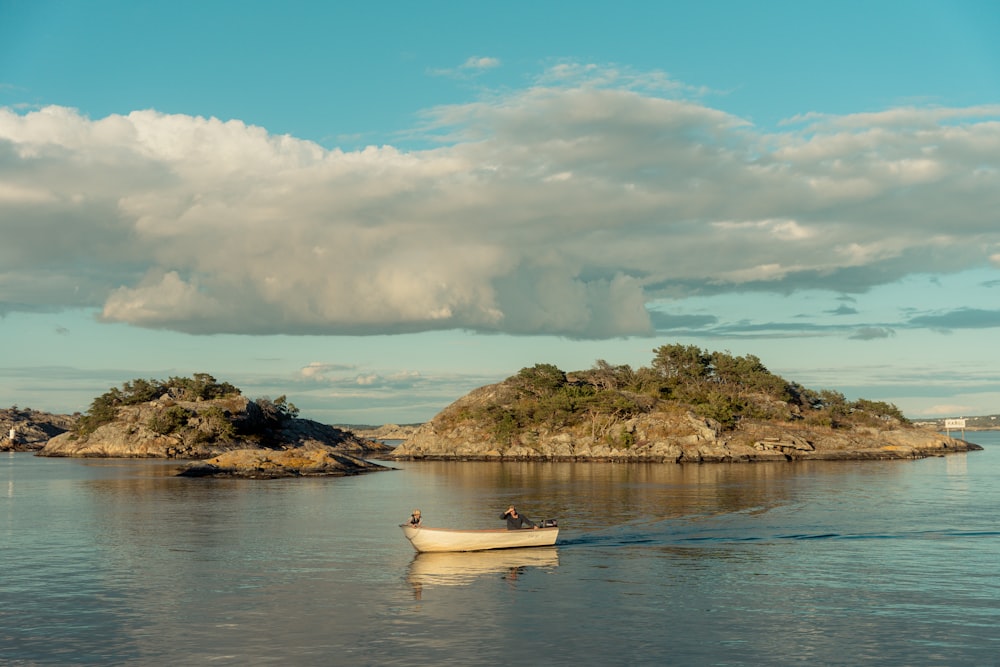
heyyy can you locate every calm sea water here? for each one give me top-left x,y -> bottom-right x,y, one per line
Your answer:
3,432 -> 999,666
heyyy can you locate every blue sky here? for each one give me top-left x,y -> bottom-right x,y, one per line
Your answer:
2,0 -> 1000,424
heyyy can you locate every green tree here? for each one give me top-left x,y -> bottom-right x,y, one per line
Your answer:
121,378 -> 166,404
819,389 -> 849,415
76,375 -> 244,435
652,344 -> 710,384
255,395 -> 300,425
513,364 -> 567,397
76,390 -> 122,435
852,398 -> 908,424
586,359 -> 636,391
697,391 -> 743,429
147,405 -> 193,435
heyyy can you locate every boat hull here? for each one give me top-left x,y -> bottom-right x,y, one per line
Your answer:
400,524 -> 559,553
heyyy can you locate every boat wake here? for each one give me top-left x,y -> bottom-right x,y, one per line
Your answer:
555,520 -> 1000,549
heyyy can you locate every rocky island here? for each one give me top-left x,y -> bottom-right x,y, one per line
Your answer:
1,407 -> 76,452
390,346 -> 982,463
36,374 -> 389,478
8,348 -> 985,472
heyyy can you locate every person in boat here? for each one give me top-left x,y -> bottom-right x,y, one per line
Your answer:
500,505 -> 539,530
407,509 -> 422,527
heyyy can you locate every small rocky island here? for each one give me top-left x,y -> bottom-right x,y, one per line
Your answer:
1,407 -> 76,452
35,374 -> 389,478
390,346 -> 982,463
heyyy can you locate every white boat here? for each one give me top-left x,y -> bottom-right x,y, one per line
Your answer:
399,523 -> 559,553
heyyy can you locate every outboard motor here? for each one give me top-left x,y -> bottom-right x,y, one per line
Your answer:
541,519 -> 558,528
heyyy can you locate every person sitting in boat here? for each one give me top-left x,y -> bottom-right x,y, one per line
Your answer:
500,505 -> 539,530
407,509 -> 422,527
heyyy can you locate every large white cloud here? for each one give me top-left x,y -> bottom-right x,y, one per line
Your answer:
2,72 -> 999,337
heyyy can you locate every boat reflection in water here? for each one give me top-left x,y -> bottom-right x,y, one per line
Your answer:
407,547 -> 559,598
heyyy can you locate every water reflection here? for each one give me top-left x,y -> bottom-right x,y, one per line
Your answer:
947,452 -> 968,476
407,547 -> 559,598
392,460 -> 878,536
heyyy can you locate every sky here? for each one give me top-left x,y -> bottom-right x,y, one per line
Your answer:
2,0 -> 1000,425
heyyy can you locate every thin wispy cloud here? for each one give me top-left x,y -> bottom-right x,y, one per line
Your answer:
535,61 -> 709,97
783,104 -> 1000,130
849,326 -> 895,340
299,362 -> 357,381
907,308 -> 1000,330
428,55 -> 501,78
829,305 -> 859,316
462,56 -> 500,71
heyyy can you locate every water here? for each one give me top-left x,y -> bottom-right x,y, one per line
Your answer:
3,433 -> 999,666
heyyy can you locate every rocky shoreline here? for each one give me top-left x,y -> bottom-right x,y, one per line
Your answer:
346,423 -> 422,441
388,411 -> 982,463
177,446 -> 388,479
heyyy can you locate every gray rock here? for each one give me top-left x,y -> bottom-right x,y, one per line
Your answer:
1,408 -> 76,452
177,445 -> 388,479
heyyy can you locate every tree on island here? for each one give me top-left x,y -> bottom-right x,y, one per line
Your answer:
461,344 -> 908,446
74,373 -> 300,447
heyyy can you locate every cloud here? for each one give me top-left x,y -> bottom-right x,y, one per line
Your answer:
919,403 -> 978,418
649,311 -> 718,331
829,305 -> 858,316
3,69 -> 1000,339
848,326 -> 895,340
300,362 -> 356,381
462,56 -> 500,71
907,308 -> 1000,330
429,55 -> 501,78
102,270 -> 221,326
299,362 -> 422,389
784,105 -> 1000,131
